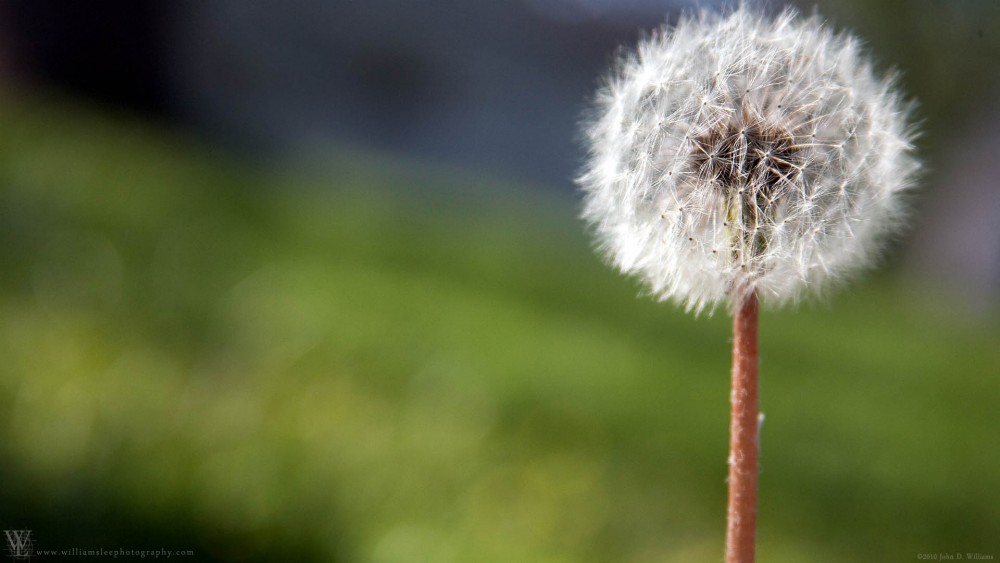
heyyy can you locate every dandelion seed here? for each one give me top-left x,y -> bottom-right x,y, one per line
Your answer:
578,7 -> 919,314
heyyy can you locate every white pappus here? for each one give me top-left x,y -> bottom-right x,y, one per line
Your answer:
577,7 -> 920,313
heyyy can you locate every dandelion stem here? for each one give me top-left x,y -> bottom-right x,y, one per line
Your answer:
726,292 -> 759,563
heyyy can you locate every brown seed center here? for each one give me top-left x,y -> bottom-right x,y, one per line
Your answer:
689,113 -> 802,258
690,120 -> 800,199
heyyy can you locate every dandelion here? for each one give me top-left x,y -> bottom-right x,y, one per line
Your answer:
577,7 -> 918,562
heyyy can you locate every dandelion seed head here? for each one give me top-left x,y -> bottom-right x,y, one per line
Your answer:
578,7 -> 919,313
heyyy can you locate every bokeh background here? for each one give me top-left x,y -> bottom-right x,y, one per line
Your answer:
0,0 -> 998,561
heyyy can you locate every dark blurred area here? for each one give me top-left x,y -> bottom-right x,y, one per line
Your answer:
2,0 -> 662,183
1,1 -> 171,115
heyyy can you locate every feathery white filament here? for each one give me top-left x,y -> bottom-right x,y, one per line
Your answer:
578,8 -> 919,313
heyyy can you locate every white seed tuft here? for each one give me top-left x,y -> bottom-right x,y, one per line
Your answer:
577,7 -> 920,313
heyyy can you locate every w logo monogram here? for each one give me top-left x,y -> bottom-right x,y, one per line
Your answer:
3,530 -> 33,560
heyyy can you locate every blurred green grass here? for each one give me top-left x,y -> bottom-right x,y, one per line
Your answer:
0,97 -> 997,562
